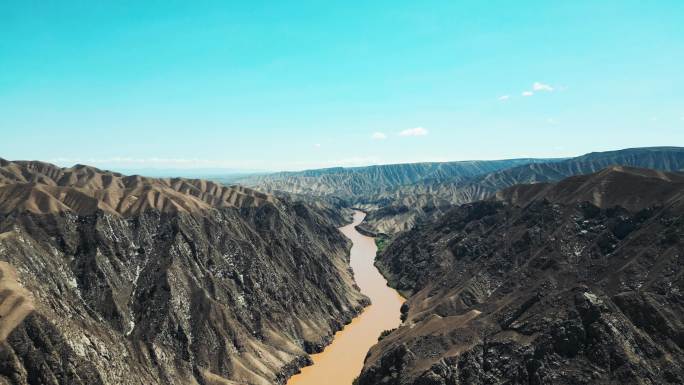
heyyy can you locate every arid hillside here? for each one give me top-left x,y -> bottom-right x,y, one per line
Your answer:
359,167 -> 684,385
238,147 -> 684,235
0,159 -> 367,385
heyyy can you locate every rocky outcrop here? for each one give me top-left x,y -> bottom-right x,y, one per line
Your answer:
358,167 -> 684,385
0,159 -> 368,385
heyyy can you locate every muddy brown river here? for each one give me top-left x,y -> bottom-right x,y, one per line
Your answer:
286,210 -> 404,385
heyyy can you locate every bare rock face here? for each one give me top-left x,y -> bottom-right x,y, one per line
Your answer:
0,159 -> 368,385
359,167 -> 684,385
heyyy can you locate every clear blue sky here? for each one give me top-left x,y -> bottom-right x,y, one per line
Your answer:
1,1 -> 683,171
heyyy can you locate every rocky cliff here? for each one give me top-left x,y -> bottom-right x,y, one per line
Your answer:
358,166 -> 684,385
0,159 -> 368,385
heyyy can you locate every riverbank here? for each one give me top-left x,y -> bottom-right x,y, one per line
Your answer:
286,210 -> 404,385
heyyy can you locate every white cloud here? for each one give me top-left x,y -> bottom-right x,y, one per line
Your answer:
521,91 -> 534,97
371,132 -> 387,140
498,95 -> 510,101
313,143 -> 322,148
399,127 -> 428,137
532,82 -> 554,92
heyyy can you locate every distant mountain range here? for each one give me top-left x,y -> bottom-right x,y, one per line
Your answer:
237,158 -> 555,198
240,147 -> 684,234
360,166 -> 684,384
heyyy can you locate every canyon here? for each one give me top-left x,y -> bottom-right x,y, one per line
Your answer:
287,211 -> 403,385
1,147 -> 683,384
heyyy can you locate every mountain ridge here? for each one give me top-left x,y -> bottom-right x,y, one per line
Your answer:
0,159 -> 274,217
236,147 -> 684,235
358,166 -> 684,385
362,147 -> 684,234
0,158 -> 367,385
237,158 -> 556,199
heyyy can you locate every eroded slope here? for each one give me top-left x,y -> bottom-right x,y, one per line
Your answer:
359,167 -> 684,385
0,159 -> 367,385
361,147 -> 684,234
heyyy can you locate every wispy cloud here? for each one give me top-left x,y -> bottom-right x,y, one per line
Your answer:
399,127 -> 428,137
532,82 -> 554,92
313,143 -> 322,148
500,82 -> 557,100
371,132 -> 387,140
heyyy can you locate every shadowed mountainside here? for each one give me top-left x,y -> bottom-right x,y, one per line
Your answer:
0,159 -> 368,385
358,166 -> 684,385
